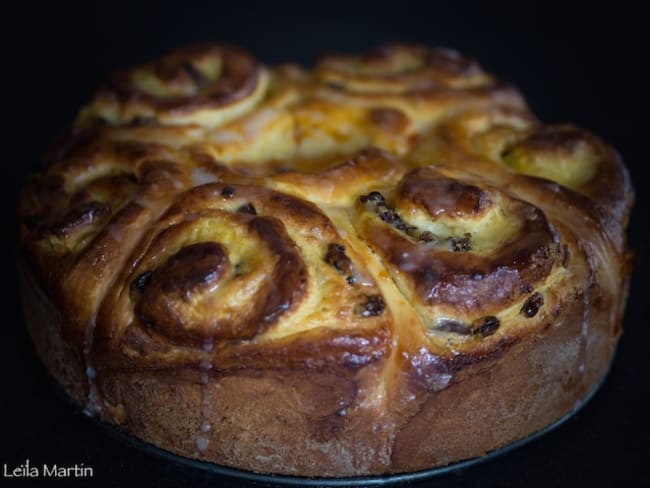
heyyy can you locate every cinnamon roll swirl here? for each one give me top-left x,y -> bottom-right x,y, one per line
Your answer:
80,43 -> 269,127
18,43 -> 633,477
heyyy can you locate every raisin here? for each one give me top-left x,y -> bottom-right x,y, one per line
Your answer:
325,243 -> 354,277
132,271 -> 152,291
473,316 -> 500,337
237,203 -> 257,215
431,319 -> 472,335
221,186 -> 235,198
361,192 -> 418,238
450,235 -> 472,252
521,292 -> 544,318
356,295 -> 385,317
395,220 -> 417,233
359,191 -> 386,205
562,244 -> 571,268
378,208 -> 398,224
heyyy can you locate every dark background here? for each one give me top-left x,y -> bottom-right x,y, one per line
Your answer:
3,1 -> 648,486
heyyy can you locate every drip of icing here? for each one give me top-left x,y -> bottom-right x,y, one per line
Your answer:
355,265 -> 376,288
210,108 -> 281,146
191,167 -> 220,187
573,397 -> 583,413
83,318 -> 102,416
578,290 -> 589,376
311,226 -> 324,241
107,223 -> 129,244
203,336 -> 215,353
573,292 -> 590,418
196,338 -> 214,453
210,130 -> 241,144
407,348 -> 454,392
243,108 -> 281,136
172,176 -> 186,190
195,436 -> 209,452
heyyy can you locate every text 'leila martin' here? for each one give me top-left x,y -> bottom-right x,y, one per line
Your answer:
3,459 -> 94,478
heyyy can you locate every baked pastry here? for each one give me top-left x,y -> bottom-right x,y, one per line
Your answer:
18,43 -> 634,477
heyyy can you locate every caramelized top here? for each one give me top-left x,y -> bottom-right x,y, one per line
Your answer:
19,43 -> 632,382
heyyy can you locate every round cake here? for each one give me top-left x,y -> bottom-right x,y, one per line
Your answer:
18,43 -> 634,477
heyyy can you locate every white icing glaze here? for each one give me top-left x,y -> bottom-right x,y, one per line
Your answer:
191,167 -> 220,187
355,266 -> 376,288
107,223 -> 129,244
195,436 -> 209,452
578,290 -> 589,376
196,349 -> 213,454
83,318 -> 102,416
203,337 -> 215,353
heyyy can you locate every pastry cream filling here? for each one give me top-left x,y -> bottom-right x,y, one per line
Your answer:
502,140 -> 598,189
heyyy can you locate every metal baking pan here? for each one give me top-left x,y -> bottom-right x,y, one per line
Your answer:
55,375 -> 606,487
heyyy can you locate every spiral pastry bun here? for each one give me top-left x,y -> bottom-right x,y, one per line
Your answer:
79,43 -> 270,127
18,43 -> 633,477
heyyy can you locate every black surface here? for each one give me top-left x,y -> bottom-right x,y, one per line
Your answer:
3,2 -> 648,487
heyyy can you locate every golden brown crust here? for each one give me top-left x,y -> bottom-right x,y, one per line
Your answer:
18,43 -> 633,477
316,44 -> 489,92
80,43 -> 269,127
